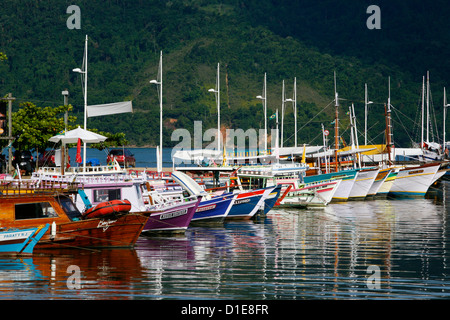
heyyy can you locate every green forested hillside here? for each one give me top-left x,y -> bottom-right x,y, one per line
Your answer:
1,0 -> 449,149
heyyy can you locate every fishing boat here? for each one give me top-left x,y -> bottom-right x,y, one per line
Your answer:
225,187 -> 272,219
74,176 -> 200,234
234,170 -> 285,215
269,175 -> 341,208
388,163 -> 442,197
376,169 -> 398,198
143,186 -> 202,233
0,183 -> 147,249
348,168 -> 379,200
171,171 -> 237,223
367,168 -> 392,197
236,161 -> 339,208
0,224 -> 49,255
304,169 -> 358,202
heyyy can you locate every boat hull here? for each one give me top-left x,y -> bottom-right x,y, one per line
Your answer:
348,169 -> 379,200
37,214 -> 147,249
389,163 -> 441,197
367,168 -> 391,197
305,169 -> 358,202
0,225 -> 49,255
278,179 -> 341,208
226,188 -> 267,220
192,194 -> 236,223
376,170 -> 398,198
143,197 -> 200,233
0,193 -> 148,249
262,185 -> 282,215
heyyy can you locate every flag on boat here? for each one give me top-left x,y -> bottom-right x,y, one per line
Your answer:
86,101 -> 133,118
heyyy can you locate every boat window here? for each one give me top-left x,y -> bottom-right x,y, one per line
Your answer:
15,202 -> 58,220
93,189 -> 121,202
58,196 -> 82,221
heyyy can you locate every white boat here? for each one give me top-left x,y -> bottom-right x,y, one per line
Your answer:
348,168 -> 379,200
367,168 -> 391,197
277,179 -> 342,208
376,169 -> 398,198
389,163 -> 441,197
303,169 -> 358,202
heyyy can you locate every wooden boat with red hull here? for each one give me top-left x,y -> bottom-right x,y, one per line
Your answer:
0,190 -> 147,250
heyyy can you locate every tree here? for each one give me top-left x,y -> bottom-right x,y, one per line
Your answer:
12,102 -> 75,152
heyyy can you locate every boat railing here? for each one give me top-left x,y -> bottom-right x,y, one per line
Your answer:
0,178 -> 79,195
37,163 -> 126,176
145,189 -> 197,209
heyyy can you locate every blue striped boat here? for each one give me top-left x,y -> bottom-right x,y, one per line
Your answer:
0,224 -> 49,255
191,193 -> 236,223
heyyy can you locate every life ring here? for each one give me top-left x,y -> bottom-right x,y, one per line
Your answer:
83,199 -> 132,220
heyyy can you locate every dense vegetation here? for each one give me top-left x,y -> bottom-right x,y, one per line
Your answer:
1,0 -> 449,150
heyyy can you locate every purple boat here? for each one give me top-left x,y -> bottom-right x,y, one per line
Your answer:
73,178 -> 201,234
143,195 -> 201,233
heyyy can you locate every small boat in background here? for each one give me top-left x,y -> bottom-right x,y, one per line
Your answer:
0,224 -> 49,255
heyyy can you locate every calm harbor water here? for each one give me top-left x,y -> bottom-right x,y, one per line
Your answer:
1,181 -> 450,301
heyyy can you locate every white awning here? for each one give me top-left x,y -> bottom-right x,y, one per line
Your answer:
87,101 -> 133,117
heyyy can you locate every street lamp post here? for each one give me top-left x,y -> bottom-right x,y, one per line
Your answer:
256,73 -> 268,153
150,51 -> 163,172
208,63 -> 221,152
72,34 -> 88,170
61,89 -> 69,174
364,83 -> 373,146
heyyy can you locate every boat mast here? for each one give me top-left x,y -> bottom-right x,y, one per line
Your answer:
281,80 -> 285,149
294,77 -> 297,148
444,87 -> 449,150
321,123 -> 328,173
349,105 -> 356,168
365,83 -> 368,146
351,103 -> 361,168
426,71 -> 430,143
334,71 -> 339,172
158,51 -> 163,172
385,77 -> 393,164
421,76 -> 425,149
217,63 -> 220,152
263,73 -> 267,152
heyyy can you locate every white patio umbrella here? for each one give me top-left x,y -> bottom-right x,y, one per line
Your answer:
48,126 -> 107,172
49,126 -> 107,144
